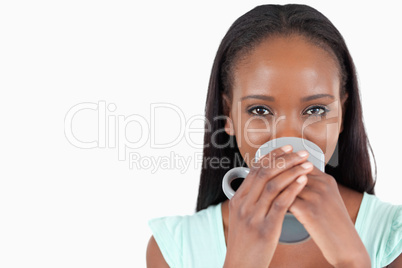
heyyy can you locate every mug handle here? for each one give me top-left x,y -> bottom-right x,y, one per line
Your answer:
222,167 -> 250,199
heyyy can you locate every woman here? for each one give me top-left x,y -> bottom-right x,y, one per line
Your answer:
147,4 -> 402,267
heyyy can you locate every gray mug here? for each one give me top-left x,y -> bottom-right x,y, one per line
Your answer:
222,137 -> 325,244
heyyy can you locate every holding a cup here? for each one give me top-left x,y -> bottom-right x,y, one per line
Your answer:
222,137 -> 325,244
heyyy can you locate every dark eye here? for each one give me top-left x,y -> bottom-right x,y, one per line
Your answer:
305,106 -> 329,116
249,106 -> 270,116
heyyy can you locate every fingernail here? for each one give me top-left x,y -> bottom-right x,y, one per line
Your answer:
297,150 -> 308,157
281,145 -> 292,152
300,162 -> 313,169
296,175 -> 307,184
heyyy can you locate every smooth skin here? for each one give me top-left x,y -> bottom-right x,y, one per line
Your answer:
146,35 -> 402,267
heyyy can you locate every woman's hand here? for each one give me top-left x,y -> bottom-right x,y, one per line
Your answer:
289,167 -> 371,267
223,145 -> 313,268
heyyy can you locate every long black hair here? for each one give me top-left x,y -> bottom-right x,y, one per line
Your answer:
196,4 -> 376,212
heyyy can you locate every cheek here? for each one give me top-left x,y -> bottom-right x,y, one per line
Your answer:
235,114 -> 274,149
232,114 -> 274,166
245,121 -> 272,147
302,117 -> 341,164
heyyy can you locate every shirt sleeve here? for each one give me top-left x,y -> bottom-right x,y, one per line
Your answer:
148,216 -> 183,268
381,205 -> 402,267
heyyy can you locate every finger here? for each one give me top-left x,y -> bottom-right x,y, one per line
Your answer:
250,144 -> 293,172
234,145 -> 293,198
264,174 -> 308,221
243,150 -> 310,205
295,171 -> 336,201
294,179 -> 315,200
253,144 -> 293,169
252,163 -> 312,219
288,196 -> 308,224
256,149 -> 310,179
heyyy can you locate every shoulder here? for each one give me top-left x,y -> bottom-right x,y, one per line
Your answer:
146,236 -> 169,268
147,203 -> 224,267
357,192 -> 401,224
148,203 -> 220,240
355,192 -> 402,267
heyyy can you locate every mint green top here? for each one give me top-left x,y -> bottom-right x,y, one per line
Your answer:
148,192 -> 402,267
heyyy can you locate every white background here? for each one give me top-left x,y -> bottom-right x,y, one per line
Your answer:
1,0 -> 401,267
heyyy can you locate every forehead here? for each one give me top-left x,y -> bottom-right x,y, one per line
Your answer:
232,35 -> 341,99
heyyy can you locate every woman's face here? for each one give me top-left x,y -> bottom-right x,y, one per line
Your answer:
224,35 -> 348,167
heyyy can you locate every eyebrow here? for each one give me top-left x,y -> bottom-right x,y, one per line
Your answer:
240,94 -> 335,102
